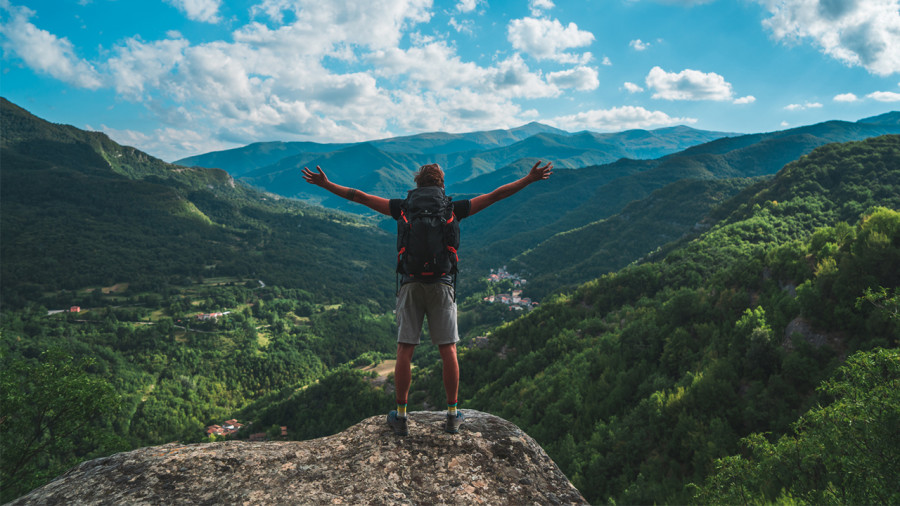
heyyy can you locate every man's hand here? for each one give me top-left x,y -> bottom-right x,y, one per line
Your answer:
302,166 -> 329,187
469,159 -> 554,216
527,160 -> 553,182
301,164 -> 391,215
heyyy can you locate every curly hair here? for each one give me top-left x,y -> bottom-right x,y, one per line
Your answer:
414,163 -> 444,188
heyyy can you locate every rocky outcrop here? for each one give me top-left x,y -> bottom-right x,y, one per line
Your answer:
783,316 -> 846,357
10,410 -> 587,505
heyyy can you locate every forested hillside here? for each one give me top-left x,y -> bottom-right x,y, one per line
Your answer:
462,115 -> 900,268
508,177 -> 759,297
0,98 -> 397,308
405,135 -> 900,503
0,98 -> 400,502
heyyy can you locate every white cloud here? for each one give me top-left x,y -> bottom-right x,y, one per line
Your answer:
530,0 -> 555,16
370,43 -> 559,99
645,66 -> 735,101
370,42 -> 489,91
834,92 -> 859,102
456,0 -> 478,13
547,66 -> 600,91
549,105 -> 696,131
88,0 -> 440,159
601,55 -> 612,66
756,0 -> 900,76
733,95 -> 756,104
623,81 -> 644,93
784,102 -> 823,110
489,54 -> 562,98
507,17 -> 595,63
164,0 -> 222,23
867,90 -> 900,101
449,17 -> 474,34
0,3 -> 102,88
245,0 -> 433,50
630,39 -> 650,51
106,36 -> 190,97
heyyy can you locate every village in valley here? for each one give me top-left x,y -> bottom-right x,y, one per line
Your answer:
482,266 -> 538,312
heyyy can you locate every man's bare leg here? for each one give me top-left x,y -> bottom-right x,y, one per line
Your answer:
394,343 -> 416,411
439,343 -> 459,408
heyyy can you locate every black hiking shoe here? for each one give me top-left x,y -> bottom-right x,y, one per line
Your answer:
387,410 -> 408,436
445,411 -> 464,434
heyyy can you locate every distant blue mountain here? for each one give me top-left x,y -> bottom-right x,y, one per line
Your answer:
857,111 -> 900,126
176,122 -> 733,211
175,122 -> 568,177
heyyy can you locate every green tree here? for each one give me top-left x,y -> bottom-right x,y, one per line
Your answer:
0,348 -> 121,502
695,348 -> 900,505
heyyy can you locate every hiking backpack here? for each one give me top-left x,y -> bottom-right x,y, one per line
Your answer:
396,186 -> 460,285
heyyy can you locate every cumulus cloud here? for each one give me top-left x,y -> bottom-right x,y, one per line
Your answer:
601,55 -> 612,66
547,66 -> 600,91
370,43 -> 559,99
549,105 -> 696,131
106,36 -> 189,97
867,90 -> 900,101
756,0 -> 900,76
630,39 -> 650,51
164,0 -> 222,23
0,3 -> 102,88
456,0 -> 478,13
91,0 -> 439,158
623,81 -> 644,93
530,0 -> 555,16
784,102 -> 823,110
733,95 -> 756,104
507,17 -> 595,63
245,0 -> 433,50
645,66 -> 735,101
834,92 -> 859,102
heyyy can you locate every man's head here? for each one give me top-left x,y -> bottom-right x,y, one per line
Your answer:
415,163 -> 444,188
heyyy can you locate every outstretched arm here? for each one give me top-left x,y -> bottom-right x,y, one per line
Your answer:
469,160 -> 553,216
301,166 -> 391,216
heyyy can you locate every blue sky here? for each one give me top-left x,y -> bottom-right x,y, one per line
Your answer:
2,0 -> 899,162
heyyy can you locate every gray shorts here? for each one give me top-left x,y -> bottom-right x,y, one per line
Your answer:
396,282 -> 459,345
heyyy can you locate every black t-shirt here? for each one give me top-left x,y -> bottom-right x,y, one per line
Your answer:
390,196 -> 471,286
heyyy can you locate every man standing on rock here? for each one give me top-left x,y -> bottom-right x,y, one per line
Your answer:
303,160 -> 553,435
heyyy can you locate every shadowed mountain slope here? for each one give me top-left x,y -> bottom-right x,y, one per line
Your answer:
0,97 -> 395,307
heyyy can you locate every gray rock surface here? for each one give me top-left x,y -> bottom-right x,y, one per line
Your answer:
10,410 -> 587,505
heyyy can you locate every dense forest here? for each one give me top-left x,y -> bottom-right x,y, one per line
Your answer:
1,96 -> 898,504
408,135 -> 900,503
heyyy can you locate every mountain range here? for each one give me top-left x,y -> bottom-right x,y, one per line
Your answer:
176,123 -> 734,211
175,111 -> 900,288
